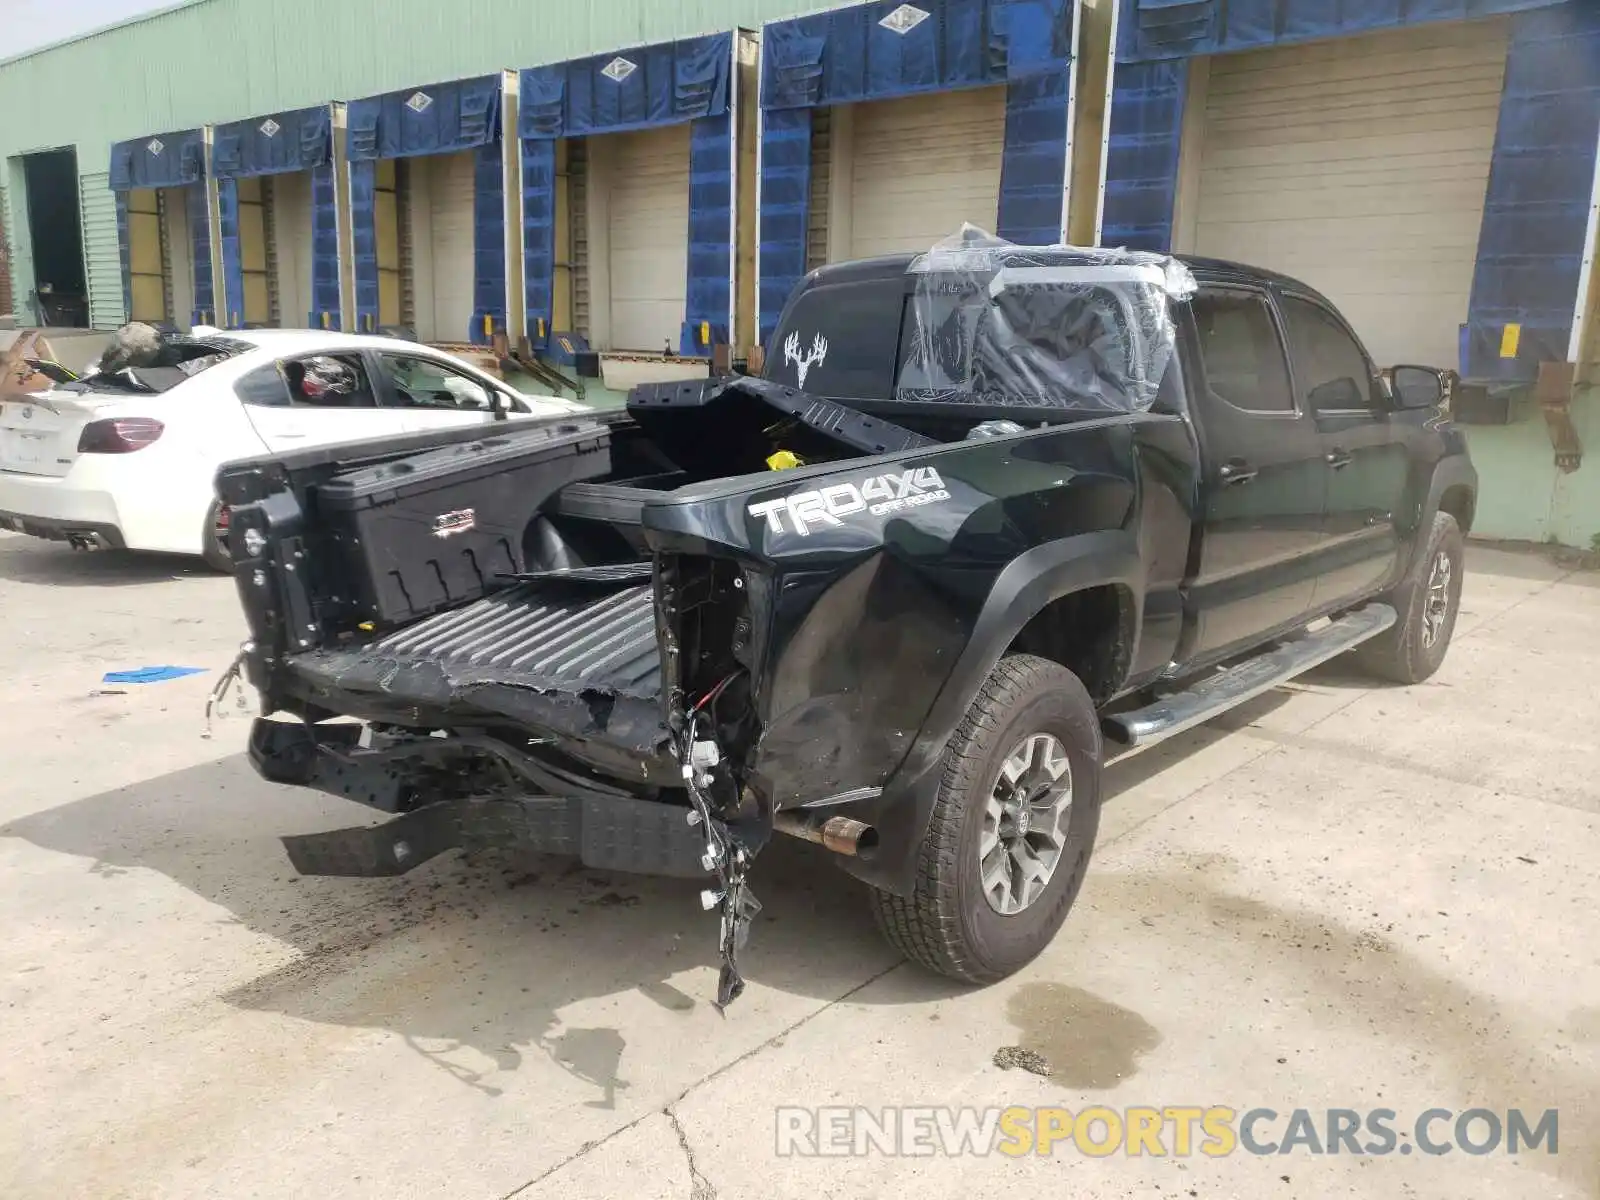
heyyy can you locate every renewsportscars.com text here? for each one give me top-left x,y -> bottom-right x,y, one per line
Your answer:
774,1106 -> 1559,1159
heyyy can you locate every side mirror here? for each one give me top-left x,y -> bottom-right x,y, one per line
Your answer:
1391,365 -> 1447,410
492,391 -> 512,421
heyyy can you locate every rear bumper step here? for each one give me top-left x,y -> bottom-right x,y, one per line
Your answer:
281,792 -> 713,880
1103,603 -> 1397,751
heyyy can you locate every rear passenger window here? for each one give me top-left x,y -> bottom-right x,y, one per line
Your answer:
234,363 -> 291,407
281,354 -> 378,408
1191,290 -> 1293,413
1279,295 -> 1378,412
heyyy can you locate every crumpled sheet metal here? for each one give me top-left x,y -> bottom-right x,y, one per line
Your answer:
899,224 -> 1196,415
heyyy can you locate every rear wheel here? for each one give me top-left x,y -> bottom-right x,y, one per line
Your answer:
201,500 -> 232,574
1352,511 -> 1464,684
868,654 -> 1103,984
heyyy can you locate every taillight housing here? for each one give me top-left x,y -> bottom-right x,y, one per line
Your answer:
78,417 -> 164,453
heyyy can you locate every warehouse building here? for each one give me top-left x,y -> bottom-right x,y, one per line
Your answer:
1099,0 -> 1600,506
1,0 -> 1598,546
109,127 -> 217,331
519,31 -> 745,385
758,0 -> 1082,343
344,73 -> 508,345
213,104 -> 346,330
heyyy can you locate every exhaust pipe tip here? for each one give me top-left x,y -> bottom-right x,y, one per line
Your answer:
774,812 -> 879,861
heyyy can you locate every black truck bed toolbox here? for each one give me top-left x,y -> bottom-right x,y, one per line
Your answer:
314,420 -> 611,627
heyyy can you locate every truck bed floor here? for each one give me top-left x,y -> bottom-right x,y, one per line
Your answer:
285,580 -> 667,755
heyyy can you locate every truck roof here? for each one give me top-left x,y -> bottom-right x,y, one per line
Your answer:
799,248 -> 1335,308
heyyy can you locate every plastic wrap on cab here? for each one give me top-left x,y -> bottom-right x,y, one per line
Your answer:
897,225 -> 1196,414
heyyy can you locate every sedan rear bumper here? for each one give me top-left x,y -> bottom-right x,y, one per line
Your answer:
0,509 -> 126,548
0,472 -> 126,547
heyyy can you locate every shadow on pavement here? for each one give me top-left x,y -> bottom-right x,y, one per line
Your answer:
0,754 -> 907,1103
0,686 -> 1348,1106
0,536 -> 214,587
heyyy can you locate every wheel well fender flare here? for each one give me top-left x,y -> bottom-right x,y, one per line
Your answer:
1425,458 -> 1478,534
835,529 -> 1143,896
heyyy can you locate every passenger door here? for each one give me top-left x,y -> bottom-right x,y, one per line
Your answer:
1276,293 -> 1411,609
1186,286 -> 1329,660
236,353 -> 406,452
371,352 -> 519,434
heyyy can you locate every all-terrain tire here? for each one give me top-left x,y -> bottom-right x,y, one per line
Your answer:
1352,511 -> 1464,684
201,500 -> 233,574
867,654 -> 1103,984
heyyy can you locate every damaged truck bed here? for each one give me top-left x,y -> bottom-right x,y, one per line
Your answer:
218,232 -> 1476,1008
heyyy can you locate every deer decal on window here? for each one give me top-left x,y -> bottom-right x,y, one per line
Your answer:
783,332 -> 829,389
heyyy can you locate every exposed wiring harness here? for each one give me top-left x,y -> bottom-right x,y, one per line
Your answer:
680,669 -> 761,1012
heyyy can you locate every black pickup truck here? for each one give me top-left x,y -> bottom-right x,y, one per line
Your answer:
217,235 -> 1477,1008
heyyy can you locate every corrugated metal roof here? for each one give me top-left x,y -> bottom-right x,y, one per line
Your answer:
0,0 -> 214,71
0,0 -> 817,164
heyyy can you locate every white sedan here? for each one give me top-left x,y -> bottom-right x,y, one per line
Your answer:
0,329 -> 586,570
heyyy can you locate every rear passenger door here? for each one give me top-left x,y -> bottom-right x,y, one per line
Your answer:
235,353 -> 407,452
1186,286 -> 1329,660
1276,293 -> 1410,609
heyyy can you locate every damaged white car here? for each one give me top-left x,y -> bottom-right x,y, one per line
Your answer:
0,325 -> 585,570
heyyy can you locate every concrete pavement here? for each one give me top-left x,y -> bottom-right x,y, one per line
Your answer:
0,531 -> 1594,1199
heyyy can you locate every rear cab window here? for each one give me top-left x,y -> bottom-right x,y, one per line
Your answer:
763,276 -> 907,401
766,257 -> 1187,420
1190,289 -> 1294,414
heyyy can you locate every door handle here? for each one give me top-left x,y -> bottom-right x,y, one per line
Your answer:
1219,460 -> 1258,486
1326,448 -> 1353,470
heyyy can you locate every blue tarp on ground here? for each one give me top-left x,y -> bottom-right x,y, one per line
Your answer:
520,32 -> 734,355
758,0 -> 1077,344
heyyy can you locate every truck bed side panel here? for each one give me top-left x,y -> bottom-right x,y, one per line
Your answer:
644,413 -> 1195,810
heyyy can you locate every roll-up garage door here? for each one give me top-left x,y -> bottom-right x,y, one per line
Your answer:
607,124 -> 691,353
126,190 -> 165,323
161,187 -> 195,331
1182,19 -> 1510,370
847,86 -> 1006,261
270,171 -> 313,328
426,151 -> 476,344
236,176 -> 271,326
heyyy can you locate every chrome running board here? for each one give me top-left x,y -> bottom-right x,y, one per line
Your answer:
1103,603 -> 1397,752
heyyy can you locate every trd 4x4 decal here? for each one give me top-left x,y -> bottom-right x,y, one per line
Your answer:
748,467 -> 951,536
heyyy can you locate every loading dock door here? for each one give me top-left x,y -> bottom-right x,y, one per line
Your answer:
1181,19 -> 1510,370
606,124 -> 691,353
236,177 -> 272,326
409,151 -> 476,344
270,171 -> 314,327
374,160 -> 402,329
126,190 -> 165,323
846,86 -> 1007,260
162,189 -> 196,331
